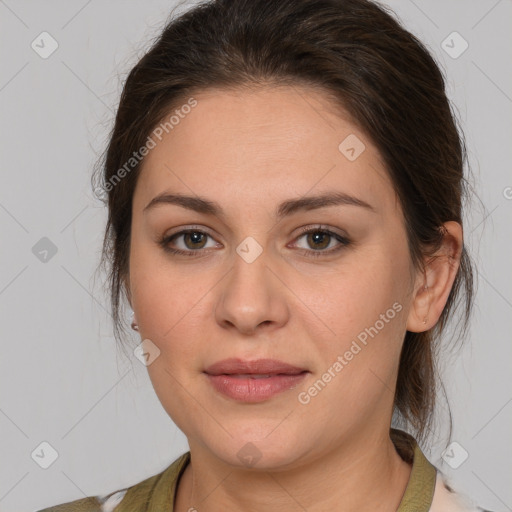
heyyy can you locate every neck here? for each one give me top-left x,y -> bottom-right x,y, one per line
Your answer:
174,429 -> 412,512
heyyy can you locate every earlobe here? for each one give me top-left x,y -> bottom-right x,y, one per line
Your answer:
122,276 -> 139,332
125,278 -> 139,331
130,310 -> 139,331
406,282 -> 432,333
406,221 -> 463,333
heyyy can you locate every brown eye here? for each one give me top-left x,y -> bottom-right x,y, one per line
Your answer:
182,231 -> 208,249
292,227 -> 351,259
159,228 -> 218,256
305,231 -> 331,250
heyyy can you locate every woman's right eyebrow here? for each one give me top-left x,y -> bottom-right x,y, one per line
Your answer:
143,190 -> 376,220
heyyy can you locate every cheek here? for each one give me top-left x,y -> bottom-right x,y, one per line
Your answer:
310,241 -> 410,389
319,248 -> 408,339
132,271 -> 210,357
129,238 -> 221,372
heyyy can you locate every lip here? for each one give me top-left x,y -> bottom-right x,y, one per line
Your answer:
204,358 -> 309,403
204,358 -> 307,376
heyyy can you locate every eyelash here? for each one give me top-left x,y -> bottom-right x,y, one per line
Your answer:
158,225 -> 351,259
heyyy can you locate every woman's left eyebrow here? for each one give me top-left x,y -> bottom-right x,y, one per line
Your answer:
143,190 -> 376,219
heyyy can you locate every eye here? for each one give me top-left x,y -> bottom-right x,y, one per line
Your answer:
291,226 -> 351,258
158,228 -> 219,256
158,225 -> 351,258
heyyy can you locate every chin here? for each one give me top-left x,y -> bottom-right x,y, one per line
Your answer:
203,427 -> 310,471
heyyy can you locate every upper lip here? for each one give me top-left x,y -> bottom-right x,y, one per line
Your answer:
204,358 -> 307,376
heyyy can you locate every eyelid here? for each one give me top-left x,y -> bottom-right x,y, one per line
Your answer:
163,224 -> 346,241
293,224 -> 348,240
164,224 -> 216,237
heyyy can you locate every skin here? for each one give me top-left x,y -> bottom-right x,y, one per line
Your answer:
126,85 -> 462,512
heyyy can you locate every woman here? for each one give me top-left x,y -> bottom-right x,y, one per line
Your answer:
36,0 -> 491,510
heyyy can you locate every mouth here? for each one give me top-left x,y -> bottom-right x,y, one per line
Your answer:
203,358 -> 309,402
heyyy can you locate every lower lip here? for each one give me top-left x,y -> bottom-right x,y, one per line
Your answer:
205,372 -> 308,402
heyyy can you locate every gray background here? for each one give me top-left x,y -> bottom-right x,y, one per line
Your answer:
0,1 -> 511,511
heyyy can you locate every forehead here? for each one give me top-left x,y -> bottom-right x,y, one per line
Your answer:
134,85 -> 396,215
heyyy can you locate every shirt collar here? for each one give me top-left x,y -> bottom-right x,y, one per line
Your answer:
393,429 -> 437,512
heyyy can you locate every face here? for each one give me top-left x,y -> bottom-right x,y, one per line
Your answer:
128,85 -> 418,470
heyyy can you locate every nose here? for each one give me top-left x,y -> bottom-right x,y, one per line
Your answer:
215,247 -> 290,336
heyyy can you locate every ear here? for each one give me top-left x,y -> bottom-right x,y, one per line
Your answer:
123,273 -> 133,310
406,221 -> 463,332
125,278 -> 138,326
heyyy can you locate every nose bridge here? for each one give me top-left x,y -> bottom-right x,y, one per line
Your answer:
215,238 -> 288,333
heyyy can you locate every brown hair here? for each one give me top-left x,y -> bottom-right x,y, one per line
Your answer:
93,0 -> 474,445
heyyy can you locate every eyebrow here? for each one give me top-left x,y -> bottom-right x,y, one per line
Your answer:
143,191 -> 376,219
